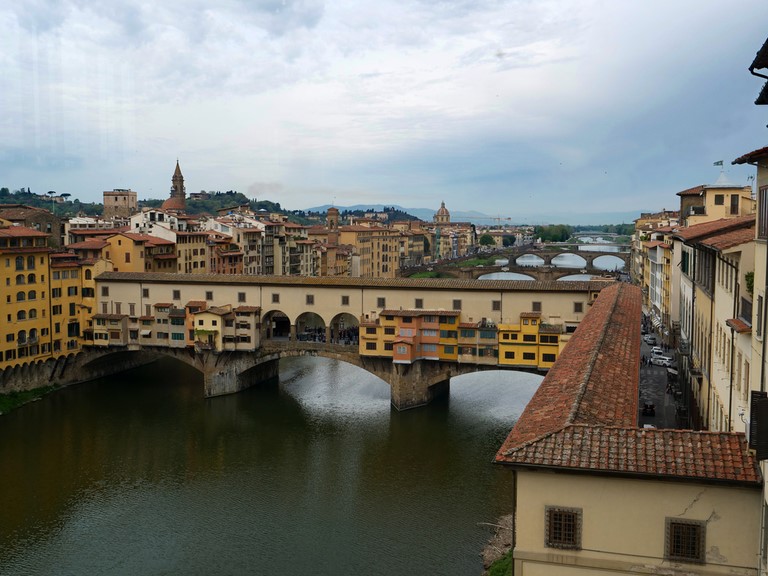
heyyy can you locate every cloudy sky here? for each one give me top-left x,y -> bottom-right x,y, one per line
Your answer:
2,0 -> 768,223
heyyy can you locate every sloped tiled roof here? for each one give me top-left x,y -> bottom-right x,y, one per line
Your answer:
676,184 -> 706,196
732,146 -> 768,165
495,282 -> 761,486
699,225 -> 755,251
673,215 -> 755,242
499,426 -> 759,484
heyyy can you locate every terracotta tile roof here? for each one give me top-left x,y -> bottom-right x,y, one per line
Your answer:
726,318 -> 752,333
234,306 -> 260,312
699,225 -> 755,251
153,302 -> 173,308
0,226 -> 49,237
732,146 -> 768,165
185,300 -> 207,307
676,184 -> 706,196
642,240 -> 668,249
497,426 -> 760,485
495,282 -> 761,486
67,240 -> 108,250
672,215 -> 755,242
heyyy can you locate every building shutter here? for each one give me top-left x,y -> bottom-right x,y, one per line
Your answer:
749,390 -> 768,450
757,398 -> 768,461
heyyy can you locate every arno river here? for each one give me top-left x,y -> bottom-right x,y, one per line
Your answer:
0,356 -> 541,575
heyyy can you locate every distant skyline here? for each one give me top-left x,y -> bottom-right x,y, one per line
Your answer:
2,1 -> 768,222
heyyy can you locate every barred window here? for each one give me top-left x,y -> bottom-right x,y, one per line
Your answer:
665,519 -> 705,563
545,507 -> 581,550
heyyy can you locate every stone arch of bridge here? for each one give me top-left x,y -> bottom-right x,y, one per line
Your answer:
550,253 -> 588,268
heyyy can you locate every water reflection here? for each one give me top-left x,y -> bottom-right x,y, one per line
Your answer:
0,357 -> 541,576
479,272 -> 534,280
514,254 -> 544,267
593,255 -> 625,270
558,274 -> 594,281
551,253 -> 587,268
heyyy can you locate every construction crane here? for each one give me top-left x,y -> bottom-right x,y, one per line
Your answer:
475,216 -> 513,227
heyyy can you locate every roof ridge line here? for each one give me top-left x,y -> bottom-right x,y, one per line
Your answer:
566,284 -> 621,425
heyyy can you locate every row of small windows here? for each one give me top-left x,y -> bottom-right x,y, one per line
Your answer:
544,507 -> 705,564
7,256 -> 40,270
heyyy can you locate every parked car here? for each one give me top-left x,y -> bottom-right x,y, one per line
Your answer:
643,334 -> 657,345
651,346 -> 664,356
650,356 -> 674,367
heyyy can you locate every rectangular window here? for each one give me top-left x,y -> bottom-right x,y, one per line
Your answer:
730,193 -> 740,215
172,333 -> 185,341
173,290 -> 180,300
452,299 -> 462,310
52,305 -> 62,315
341,295 -> 349,306
238,292 -> 246,303
69,303 -> 76,315
365,327 -> 377,335
532,301 -> 542,312
365,342 -> 377,350
206,291 -> 213,300
101,286 -> 109,297
377,297 -> 386,308
523,352 -> 536,360
415,298 -> 423,309
545,507 -> 582,550
492,300 -> 501,311
760,186 -> 768,239
67,286 -> 78,296
504,351 -> 515,359
306,295 -> 314,305
142,288 -> 149,298
51,288 -> 62,298
125,253 -> 131,263
574,302 -> 583,313
272,293 -> 280,304
758,295 -> 764,339
384,327 -> 395,335
396,345 -> 406,354
443,345 -> 454,354
665,519 -> 705,563
714,193 -> 724,205
543,353 -> 556,362
523,334 -> 536,342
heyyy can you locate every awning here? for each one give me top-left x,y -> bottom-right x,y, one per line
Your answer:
140,330 -> 152,336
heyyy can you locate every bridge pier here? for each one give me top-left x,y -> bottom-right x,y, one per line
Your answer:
202,353 -> 279,397
388,361 -> 451,410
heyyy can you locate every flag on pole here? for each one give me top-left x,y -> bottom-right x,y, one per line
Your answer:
713,160 -> 724,166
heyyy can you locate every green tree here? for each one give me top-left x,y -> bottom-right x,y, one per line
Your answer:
479,233 -> 495,246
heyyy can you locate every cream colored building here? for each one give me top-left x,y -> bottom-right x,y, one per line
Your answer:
496,282 -> 762,575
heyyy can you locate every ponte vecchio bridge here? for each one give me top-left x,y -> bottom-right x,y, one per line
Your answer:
2,273 -> 612,410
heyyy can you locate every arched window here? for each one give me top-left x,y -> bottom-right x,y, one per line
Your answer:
26,255 -> 35,269
27,290 -> 36,300
16,291 -> 25,302
15,256 -> 23,270
28,309 -> 37,319
15,274 -> 25,285
17,310 -> 26,321
29,328 -> 37,340
17,330 -> 26,344
85,269 -> 92,280
27,273 -> 35,284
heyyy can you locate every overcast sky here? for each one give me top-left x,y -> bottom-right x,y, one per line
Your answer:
2,0 -> 768,223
